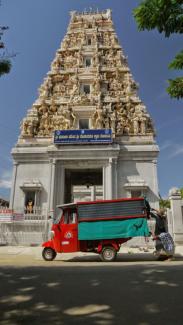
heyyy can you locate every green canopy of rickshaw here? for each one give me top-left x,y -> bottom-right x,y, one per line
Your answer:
78,217 -> 150,240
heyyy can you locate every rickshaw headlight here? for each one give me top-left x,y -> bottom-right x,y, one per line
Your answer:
50,230 -> 55,239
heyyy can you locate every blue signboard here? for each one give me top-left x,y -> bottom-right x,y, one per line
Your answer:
54,129 -> 112,144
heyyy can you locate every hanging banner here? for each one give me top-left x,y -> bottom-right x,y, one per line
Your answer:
0,210 -> 24,223
54,129 -> 112,144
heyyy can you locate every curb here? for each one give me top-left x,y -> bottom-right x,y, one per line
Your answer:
0,245 -> 183,257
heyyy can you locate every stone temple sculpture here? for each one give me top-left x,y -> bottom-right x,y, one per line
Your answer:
20,9 -> 154,139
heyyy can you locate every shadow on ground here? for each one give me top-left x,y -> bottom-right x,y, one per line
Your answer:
0,260 -> 183,325
60,252 -> 183,263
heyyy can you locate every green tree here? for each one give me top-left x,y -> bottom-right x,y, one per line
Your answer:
0,58 -> 11,76
133,0 -> 183,99
0,26 -> 12,77
0,0 -> 14,77
159,198 -> 170,209
159,187 -> 183,209
180,187 -> 183,198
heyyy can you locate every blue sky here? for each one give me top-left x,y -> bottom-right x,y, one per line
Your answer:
0,0 -> 182,199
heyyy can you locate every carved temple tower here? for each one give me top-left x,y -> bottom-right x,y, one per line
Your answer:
10,9 -> 159,214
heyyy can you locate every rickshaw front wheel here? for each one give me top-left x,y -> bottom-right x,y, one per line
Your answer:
42,247 -> 57,261
100,246 -> 117,262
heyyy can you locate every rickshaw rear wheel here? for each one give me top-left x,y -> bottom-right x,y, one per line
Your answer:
42,247 -> 57,261
100,246 -> 117,262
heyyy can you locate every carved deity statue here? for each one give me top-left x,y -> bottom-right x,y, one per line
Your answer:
139,115 -> 147,135
50,99 -> 58,114
110,33 -> 117,46
69,34 -> 77,47
53,82 -> 62,95
39,77 -> 53,100
116,50 -> 122,66
103,32 -> 110,45
26,199 -> 34,214
92,109 -> 103,129
76,50 -> 81,66
132,105 -> 148,135
109,111 -> 116,133
20,113 -> 38,137
37,104 -> 51,136
53,111 -> 70,130
93,49 -> 100,66
70,75 -> 79,100
104,115 -> 110,129
93,72 -> 101,94
20,118 -> 30,136
132,116 -> 140,135
68,106 -> 76,129
107,51 -> 114,67
116,117 -> 126,135
65,52 -> 77,69
51,57 -> 60,72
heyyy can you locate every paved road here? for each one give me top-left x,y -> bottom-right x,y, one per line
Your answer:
0,251 -> 183,325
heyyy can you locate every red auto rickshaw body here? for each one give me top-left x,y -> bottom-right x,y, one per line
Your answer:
42,206 -> 79,253
42,197 -> 149,261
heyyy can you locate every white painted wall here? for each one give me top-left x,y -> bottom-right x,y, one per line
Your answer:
11,162 -> 50,212
10,140 -> 159,212
117,159 -> 159,207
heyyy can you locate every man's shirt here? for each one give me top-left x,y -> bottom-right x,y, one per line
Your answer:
159,232 -> 174,255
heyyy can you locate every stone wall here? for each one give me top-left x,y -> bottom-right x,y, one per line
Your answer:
167,188 -> 183,244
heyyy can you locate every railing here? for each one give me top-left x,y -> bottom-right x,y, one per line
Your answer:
0,207 -> 49,246
0,206 -> 11,211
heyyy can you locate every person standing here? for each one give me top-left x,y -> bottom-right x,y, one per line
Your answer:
151,209 -> 174,260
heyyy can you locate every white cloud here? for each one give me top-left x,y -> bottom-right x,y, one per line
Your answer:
169,145 -> 183,159
160,141 -> 173,151
0,169 -> 12,189
0,179 -> 12,189
157,116 -> 183,131
160,141 -> 183,159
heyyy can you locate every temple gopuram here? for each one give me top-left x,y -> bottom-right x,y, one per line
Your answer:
10,9 -> 159,215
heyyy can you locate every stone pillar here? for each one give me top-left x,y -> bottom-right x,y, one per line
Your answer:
105,158 -> 113,199
152,159 -> 159,209
166,209 -> 173,237
53,163 -> 65,211
48,159 -> 56,217
103,166 -> 106,200
9,161 -> 18,210
91,186 -> 96,201
114,159 -> 118,199
169,187 -> 183,244
59,165 -> 65,204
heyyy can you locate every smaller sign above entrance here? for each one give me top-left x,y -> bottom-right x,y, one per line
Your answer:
54,129 -> 112,144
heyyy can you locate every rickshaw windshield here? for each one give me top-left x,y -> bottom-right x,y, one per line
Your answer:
53,208 -> 63,224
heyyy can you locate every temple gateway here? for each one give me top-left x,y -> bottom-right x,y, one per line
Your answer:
10,9 -> 159,216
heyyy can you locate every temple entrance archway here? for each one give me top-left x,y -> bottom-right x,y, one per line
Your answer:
64,168 -> 103,203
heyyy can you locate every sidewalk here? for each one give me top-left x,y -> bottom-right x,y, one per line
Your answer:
0,244 -> 183,258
